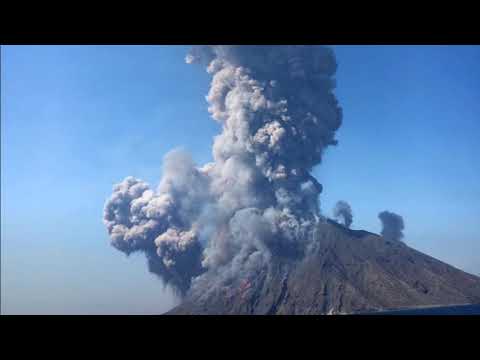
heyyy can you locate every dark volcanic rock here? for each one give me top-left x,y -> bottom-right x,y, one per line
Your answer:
166,220 -> 480,314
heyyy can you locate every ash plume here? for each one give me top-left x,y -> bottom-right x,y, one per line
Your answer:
378,211 -> 405,242
103,46 -> 343,296
333,200 -> 353,228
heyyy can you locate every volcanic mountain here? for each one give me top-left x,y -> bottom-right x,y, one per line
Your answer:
166,219 -> 480,314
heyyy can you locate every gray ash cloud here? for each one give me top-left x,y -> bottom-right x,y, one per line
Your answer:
378,211 -> 405,242
103,46 -> 343,295
333,200 -> 353,228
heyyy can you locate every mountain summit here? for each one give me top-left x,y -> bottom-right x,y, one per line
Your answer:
167,219 -> 480,314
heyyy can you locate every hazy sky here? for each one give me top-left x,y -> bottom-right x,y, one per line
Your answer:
2,45 -> 479,314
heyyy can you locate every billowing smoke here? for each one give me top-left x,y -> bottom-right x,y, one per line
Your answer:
103,45 -> 343,296
378,211 -> 405,242
333,201 -> 353,228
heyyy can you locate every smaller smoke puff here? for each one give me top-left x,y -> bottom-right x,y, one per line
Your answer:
333,201 -> 353,228
378,211 -> 404,242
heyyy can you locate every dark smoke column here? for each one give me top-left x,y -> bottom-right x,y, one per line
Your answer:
378,211 -> 405,242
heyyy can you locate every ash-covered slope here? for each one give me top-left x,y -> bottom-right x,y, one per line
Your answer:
167,220 -> 480,314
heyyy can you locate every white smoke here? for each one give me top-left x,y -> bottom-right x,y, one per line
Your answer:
103,46 -> 343,295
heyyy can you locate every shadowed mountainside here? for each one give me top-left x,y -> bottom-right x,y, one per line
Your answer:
167,219 -> 480,315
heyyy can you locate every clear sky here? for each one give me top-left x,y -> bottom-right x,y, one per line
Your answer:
1,45 -> 479,314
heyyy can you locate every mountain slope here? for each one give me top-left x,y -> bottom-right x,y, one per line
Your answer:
167,220 -> 480,314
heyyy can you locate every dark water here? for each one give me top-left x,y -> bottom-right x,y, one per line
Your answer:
359,304 -> 480,315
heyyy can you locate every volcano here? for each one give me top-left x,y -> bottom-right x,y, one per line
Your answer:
102,46 -> 480,315
166,219 -> 480,314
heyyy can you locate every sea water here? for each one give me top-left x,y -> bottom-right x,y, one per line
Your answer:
360,304 -> 480,315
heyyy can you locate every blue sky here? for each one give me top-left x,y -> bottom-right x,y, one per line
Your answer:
1,45 -> 479,314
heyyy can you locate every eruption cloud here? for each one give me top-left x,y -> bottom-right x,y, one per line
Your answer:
103,46 -> 343,296
333,200 -> 353,228
378,211 -> 405,242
